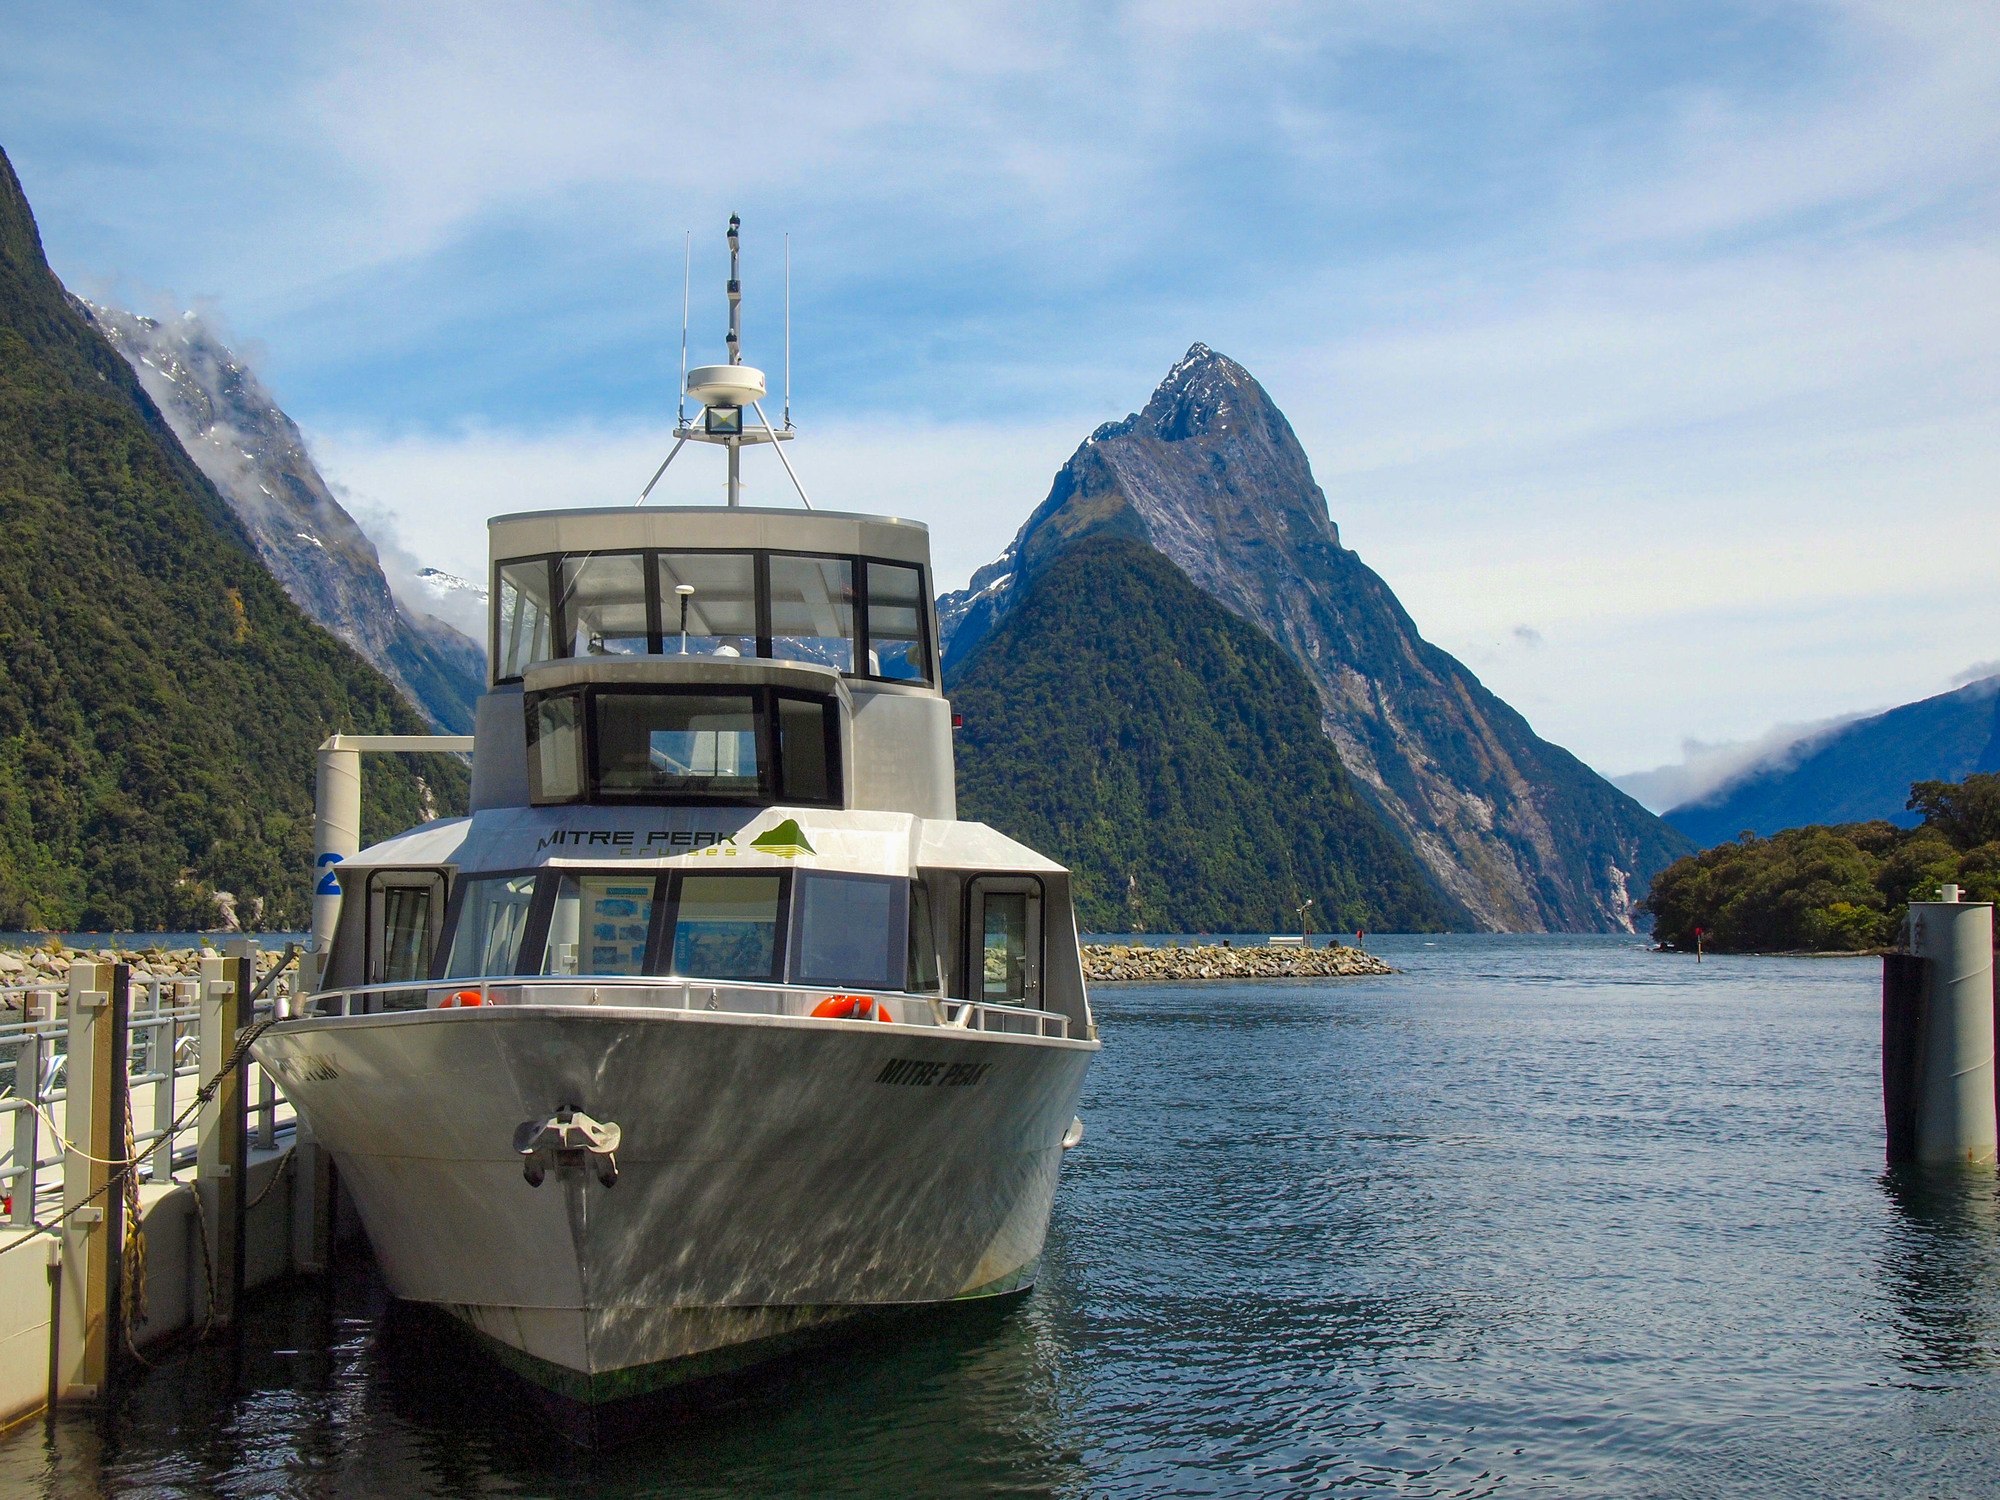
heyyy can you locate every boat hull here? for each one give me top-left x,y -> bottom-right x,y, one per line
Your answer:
254,1007 -> 1095,1402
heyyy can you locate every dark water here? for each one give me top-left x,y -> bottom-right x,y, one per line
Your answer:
7,934 -> 2000,1497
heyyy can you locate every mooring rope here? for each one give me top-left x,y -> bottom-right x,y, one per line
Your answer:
119,1091 -> 149,1365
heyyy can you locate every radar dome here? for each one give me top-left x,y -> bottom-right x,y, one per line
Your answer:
686,364 -> 767,409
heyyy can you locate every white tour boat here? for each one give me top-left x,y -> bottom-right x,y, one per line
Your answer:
252,220 -> 1098,1428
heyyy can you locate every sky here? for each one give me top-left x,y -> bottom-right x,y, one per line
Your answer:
4,0 -> 2000,801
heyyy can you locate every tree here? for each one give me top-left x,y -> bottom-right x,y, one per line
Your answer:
1907,772 -> 2000,851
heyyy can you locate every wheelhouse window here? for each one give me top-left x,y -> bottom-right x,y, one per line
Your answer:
793,873 -> 907,991
559,553 -> 651,657
493,548 -> 934,684
526,686 -> 841,807
441,873 -> 538,979
776,694 -> 834,804
542,873 -> 656,976
864,561 -> 929,683
597,691 -> 762,798
658,552 -> 757,657
432,868 -> 929,988
672,874 -> 784,980
528,693 -> 584,802
496,561 -> 555,680
769,555 -> 855,673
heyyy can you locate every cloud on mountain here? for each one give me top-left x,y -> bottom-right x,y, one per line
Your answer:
1612,715 -> 1873,816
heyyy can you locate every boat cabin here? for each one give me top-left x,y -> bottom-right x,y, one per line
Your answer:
315,506 -> 1089,1037
468,507 -> 957,823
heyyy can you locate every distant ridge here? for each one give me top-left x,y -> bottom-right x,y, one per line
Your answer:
1667,676 -> 2000,847
84,305 -> 485,732
942,344 -> 1688,932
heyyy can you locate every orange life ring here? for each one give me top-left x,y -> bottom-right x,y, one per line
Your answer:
810,993 -> 894,1023
441,989 -> 487,1008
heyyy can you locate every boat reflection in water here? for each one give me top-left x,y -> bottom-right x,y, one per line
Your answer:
251,221 -> 1098,1437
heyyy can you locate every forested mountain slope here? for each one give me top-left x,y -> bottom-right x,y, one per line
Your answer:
953,534 -> 1466,934
1646,774 -> 2000,953
0,146 -> 464,929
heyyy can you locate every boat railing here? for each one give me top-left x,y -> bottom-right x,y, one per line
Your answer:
308,977 -> 1072,1039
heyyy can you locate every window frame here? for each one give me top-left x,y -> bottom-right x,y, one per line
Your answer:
491,547 -> 935,687
363,868 -> 448,1014
433,867 -> 1004,988
789,871 -> 910,991
537,869 -> 668,978
432,868 -> 547,981
493,557 -> 559,683
524,683 -> 843,809
555,551 -> 660,660
660,868 -> 794,983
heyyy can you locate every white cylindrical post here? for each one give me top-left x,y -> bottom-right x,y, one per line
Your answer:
313,742 -> 361,954
1907,898 -> 1998,1166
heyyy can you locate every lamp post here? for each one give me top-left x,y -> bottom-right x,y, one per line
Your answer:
1296,897 -> 1315,943
676,584 -> 696,654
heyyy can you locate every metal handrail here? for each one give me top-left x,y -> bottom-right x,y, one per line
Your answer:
0,972 -> 300,1228
305,974 -> 1073,1039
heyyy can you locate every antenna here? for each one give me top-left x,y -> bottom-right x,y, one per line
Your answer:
677,230 -> 691,428
725,214 -> 742,366
784,233 -> 792,429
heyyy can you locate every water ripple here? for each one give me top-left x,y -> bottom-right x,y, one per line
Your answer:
5,935 -> 1999,1496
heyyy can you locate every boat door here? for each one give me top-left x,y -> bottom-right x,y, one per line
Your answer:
966,876 -> 1042,1007
367,870 -> 447,1003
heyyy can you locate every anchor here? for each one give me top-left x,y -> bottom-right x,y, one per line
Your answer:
513,1105 -> 622,1188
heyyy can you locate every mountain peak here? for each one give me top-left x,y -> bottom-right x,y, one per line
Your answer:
1141,343 -> 1265,444
938,338 -> 1690,931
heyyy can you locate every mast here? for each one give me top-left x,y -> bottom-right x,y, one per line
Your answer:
636,214 -> 812,510
726,214 -> 743,506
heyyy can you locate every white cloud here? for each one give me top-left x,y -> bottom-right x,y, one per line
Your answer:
1611,715 -> 1873,815
310,415 -> 1084,594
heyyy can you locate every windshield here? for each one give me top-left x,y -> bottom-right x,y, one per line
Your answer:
440,874 -> 538,979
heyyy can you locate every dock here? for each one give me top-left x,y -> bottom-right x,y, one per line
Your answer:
0,941 -> 336,1428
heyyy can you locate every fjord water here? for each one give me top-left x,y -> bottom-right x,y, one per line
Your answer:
9,935 -> 2000,1497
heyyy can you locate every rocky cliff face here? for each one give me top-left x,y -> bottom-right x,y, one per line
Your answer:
83,305 -> 484,732
942,345 -> 1689,932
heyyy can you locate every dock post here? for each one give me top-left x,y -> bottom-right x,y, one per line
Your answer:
1884,890 -> 1997,1166
197,947 -> 249,1328
55,960 -> 126,1402
314,741 -> 362,955
289,948 -> 333,1275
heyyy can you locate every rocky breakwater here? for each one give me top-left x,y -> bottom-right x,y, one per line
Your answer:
1082,942 -> 1391,982
0,943 -> 295,1004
